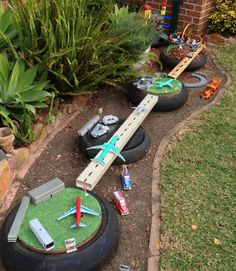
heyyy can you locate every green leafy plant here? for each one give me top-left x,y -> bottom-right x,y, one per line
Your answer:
116,0 -> 145,12
0,52 -> 51,121
0,5 -> 18,49
209,0 -> 236,34
0,110 -> 35,145
9,0 -> 157,94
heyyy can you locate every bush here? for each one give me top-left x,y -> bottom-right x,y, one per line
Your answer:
209,0 -> 236,34
9,0 -> 157,95
116,0 -> 145,12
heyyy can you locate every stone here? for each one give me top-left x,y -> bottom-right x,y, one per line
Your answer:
29,127 -> 48,153
0,149 -> 7,161
0,127 -> 15,154
0,159 -> 13,202
203,33 -> 227,45
71,95 -> 91,113
33,122 -> 44,140
9,148 -> 30,172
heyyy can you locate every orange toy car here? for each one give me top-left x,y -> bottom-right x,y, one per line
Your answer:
201,78 -> 221,99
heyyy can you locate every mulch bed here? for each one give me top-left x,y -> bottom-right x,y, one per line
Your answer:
0,49 -> 226,271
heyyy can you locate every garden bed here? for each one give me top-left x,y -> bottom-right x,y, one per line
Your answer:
0,49 -> 227,270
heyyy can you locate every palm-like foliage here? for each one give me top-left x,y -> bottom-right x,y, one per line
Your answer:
9,0 -> 157,94
0,53 -> 50,120
0,5 -> 18,49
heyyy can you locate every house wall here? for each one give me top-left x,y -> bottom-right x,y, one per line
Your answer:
149,0 -> 215,34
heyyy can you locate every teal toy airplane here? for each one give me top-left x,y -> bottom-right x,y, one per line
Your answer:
87,135 -> 125,166
154,78 -> 174,88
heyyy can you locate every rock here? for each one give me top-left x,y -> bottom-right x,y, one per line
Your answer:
71,95 -> 91,113
33,122 -> 44,140
203,33 -> 227,45
9,147 -> 29,172
0,127 -> 15,154
0,149 -> 7,161
0,159 -> 13,202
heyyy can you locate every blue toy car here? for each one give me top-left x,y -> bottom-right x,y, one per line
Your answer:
121,165 -> 132,190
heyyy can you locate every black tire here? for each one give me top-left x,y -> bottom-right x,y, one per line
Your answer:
126,82 -> 188,112
77,119 -> 151,165
0,192 -> 119,271
160,50 -> 207,71
151,37 -> 167,48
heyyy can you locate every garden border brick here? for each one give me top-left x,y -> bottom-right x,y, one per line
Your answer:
0,95 -> 91,214
147,47 -> 232,271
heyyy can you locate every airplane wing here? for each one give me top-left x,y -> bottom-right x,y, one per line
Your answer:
70,222 -> 86,228
58,207 -> 76,221
87,144 -> 106,151
110,146 -> 126,162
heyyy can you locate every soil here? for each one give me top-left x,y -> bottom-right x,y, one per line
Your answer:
0,50 -> 226,271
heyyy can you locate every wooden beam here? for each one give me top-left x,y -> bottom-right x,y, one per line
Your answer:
168,44 -> 205,79
76,95 -> 159,190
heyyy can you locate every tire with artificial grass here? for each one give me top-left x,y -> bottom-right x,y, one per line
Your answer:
126,82 -> 188,112
77,119 -> 151,164
0,192 -> 119,271
159,50 -> 207,71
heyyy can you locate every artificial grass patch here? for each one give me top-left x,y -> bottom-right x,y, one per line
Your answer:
19,188 -> 102,251
146,77 -> 182,95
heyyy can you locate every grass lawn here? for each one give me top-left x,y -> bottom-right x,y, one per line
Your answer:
160,45 -> 236,271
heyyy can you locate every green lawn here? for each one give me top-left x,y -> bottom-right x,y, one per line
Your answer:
160,45 -> 236,271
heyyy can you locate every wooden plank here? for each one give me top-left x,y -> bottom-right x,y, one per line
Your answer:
168,44 -> 205,79
76,95 -> 159,190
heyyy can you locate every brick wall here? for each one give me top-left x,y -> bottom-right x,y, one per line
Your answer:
149,0 -> 215,35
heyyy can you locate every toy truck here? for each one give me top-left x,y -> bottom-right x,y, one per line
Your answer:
113,191 -> 129,216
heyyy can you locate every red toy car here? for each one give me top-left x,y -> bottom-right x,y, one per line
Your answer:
113,191 -> 129,216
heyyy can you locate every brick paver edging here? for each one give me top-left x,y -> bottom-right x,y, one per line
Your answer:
0,95 -> 90,215
147,48 -> 232,271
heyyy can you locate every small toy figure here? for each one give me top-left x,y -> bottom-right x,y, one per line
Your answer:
113,191 -> 129,215
64,238 -> 77,253
103,115 -> 119,125
91,123 -> 110,138
121,165 -> 132,190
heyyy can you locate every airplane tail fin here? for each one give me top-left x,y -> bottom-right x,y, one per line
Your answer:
91,157 -> 105,166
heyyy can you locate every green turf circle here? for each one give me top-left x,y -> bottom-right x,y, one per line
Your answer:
19,188 -> 102,252
146,77 -> 182,95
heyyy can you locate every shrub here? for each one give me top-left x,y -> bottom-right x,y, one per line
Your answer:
0,52 -> 50,121
209,0 -> 236,34
9,0 -> 157,95
116,0 -> 145,12
0,5 -> 18,50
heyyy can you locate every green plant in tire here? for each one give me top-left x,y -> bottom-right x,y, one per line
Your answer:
0,52 -> 51,121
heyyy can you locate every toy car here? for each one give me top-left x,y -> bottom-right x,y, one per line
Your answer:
103,115 -> 119,125
90,123 -> 110,138
201,78 -> 221,99
121,165 -> 132,190
133,76 -> 154,91
113,191 -> 129,216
